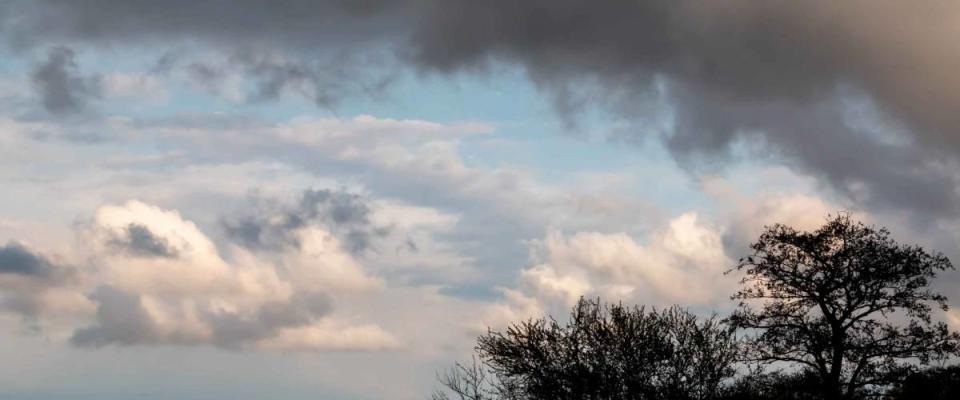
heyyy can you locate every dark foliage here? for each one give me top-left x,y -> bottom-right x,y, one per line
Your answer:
886,365 -> 960,400
434,298 -> 739,400
728,214 -> 960,399
720,370 -> 824,400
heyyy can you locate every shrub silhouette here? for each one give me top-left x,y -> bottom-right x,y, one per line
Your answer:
886,365 -> 960,400
433,299 -> 739,400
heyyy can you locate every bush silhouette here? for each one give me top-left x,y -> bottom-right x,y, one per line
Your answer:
434,299 -> 739,400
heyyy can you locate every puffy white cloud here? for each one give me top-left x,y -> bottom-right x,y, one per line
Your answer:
0,190 -> 488,354
699,173 -> 866,257
483,212 -> 733,328
83,201 -> 282,302
277,226 -> 384,293
703,175 -> 839,231
68,200 -> 397,351
475,288 -> 545,331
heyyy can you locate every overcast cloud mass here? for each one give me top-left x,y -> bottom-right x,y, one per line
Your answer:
2,1 -> 960,399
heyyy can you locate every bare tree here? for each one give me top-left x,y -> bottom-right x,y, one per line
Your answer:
432,357 -> 493,400
728,214 -> 960,400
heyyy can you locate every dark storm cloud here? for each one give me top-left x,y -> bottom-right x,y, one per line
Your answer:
6,1 -> 960,218
3,1 -> 405,108
0,0 -> 411,49
182,49 -> 397,108
409,0 -> 960,219
0,242 -> 76,318
666,83 -> 960,218
223,189 -> 388,254
107,223 -> 179,258
30,46 -> 100,115
0,241 -> 53,276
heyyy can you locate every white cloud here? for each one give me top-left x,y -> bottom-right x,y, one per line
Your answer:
363,200 -> 477,281
476,288 -> 546,331
256,321 -> 401,352
703,175 -> 843,234
85,201 -> 274,297
483,212 -> 734,330
68,200 -> 397,351
277,226 -> 384,293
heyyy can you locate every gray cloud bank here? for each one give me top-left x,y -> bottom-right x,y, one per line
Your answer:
0,241 -> 54,276
30,46 -> 100,115
107,223 -> 180,258
0,242 -> 79,318
223,189 -> 388,255
410,0 -> 960,220
71,285 -> 332,349
3,1 -> 960,219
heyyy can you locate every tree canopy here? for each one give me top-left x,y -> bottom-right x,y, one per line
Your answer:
729,214 -> 960,399
433,298 -> 739,400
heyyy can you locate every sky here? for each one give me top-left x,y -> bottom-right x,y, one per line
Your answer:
2,1 -> 960,399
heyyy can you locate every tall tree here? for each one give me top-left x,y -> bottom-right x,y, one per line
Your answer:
728,214 -> 960,399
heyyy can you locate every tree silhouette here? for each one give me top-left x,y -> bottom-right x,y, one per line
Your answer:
728,214 -> 960,399
434,298 -> 739,400
432,356 -> 520,400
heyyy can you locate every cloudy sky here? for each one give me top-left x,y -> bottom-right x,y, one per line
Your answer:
2,1 -> 960,399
